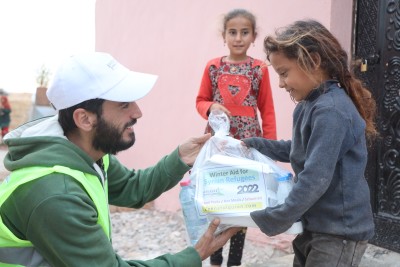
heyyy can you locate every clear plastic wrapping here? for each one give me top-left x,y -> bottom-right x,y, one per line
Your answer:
190,110 -> 297,234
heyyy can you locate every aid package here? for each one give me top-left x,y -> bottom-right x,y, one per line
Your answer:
189,110 -> 302,235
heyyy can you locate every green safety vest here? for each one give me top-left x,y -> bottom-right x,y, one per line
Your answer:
0,155 -> 111,267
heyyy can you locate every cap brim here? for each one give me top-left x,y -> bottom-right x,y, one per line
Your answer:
100,71 -> 158,103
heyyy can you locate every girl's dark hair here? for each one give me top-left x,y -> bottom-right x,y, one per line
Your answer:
58,98 -> 105,134
223,9 -> 257,34
264,19 -> 377,140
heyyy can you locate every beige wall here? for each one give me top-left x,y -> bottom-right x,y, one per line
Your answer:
95,0 -> 353,243
330,0 -> 355,57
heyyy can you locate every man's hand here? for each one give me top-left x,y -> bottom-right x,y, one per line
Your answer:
178,133 -> 211,166
194,218 -> 241,260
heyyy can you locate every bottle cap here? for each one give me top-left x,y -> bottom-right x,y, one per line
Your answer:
277,173 -> 293,182
180,179 -> 191,186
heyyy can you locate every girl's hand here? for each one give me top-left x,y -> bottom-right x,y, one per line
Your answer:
242,137 -> 270,155
209,103 -> 231,117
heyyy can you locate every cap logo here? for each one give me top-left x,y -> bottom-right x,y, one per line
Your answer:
107,60 -> 118,70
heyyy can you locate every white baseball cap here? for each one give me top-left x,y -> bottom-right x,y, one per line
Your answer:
47,52 -> 158,110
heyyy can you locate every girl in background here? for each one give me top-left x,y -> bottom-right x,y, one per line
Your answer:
0,93 -> 11,143
196,8 -> 277,267
244,20 -> 377,267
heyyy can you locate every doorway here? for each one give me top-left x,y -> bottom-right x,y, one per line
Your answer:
354,0 -> 400,253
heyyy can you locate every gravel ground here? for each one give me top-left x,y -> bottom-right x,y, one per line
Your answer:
110,209 -> 400,267
111,209 -> 289,266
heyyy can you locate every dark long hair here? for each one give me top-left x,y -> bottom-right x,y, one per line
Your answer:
58,98 -> 105,135
264,19 -> 377,141
222,9 -> 257,34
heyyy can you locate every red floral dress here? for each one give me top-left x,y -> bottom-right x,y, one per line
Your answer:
196,56 -> 276,140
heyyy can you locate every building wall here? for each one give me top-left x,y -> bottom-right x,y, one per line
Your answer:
95,0 -> 353,244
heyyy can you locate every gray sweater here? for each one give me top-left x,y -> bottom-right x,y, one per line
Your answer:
243,80 -> 374,241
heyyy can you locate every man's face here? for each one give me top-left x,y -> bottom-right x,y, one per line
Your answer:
92,101 -> 142,155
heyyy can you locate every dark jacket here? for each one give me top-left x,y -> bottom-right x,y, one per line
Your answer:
244,81 -> 375,241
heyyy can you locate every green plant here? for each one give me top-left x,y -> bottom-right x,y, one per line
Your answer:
36,65 -> 51,87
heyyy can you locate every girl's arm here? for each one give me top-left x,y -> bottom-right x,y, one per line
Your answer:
257,65 -> 277,140
250,107 -> 352,236
243,137 -> 291,162
196,63 -> 215,119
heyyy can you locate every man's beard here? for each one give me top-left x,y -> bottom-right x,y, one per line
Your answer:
92,117 -> 136,155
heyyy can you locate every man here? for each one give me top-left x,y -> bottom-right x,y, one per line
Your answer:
0,52 -> 239,266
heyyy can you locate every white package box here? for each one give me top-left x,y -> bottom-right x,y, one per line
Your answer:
194,154 -> 282,228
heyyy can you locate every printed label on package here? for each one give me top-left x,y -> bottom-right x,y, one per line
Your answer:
196,164 -> 267,215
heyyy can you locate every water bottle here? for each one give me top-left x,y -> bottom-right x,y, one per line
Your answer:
276,173 -> 303,234
276,173 -> 293,204
179,179 -> 208,246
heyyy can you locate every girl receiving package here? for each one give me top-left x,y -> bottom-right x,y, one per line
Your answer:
189,110 -> 302,236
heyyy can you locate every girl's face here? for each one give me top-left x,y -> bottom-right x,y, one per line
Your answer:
223,16 -> 256,61
269,51 -> 327,102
